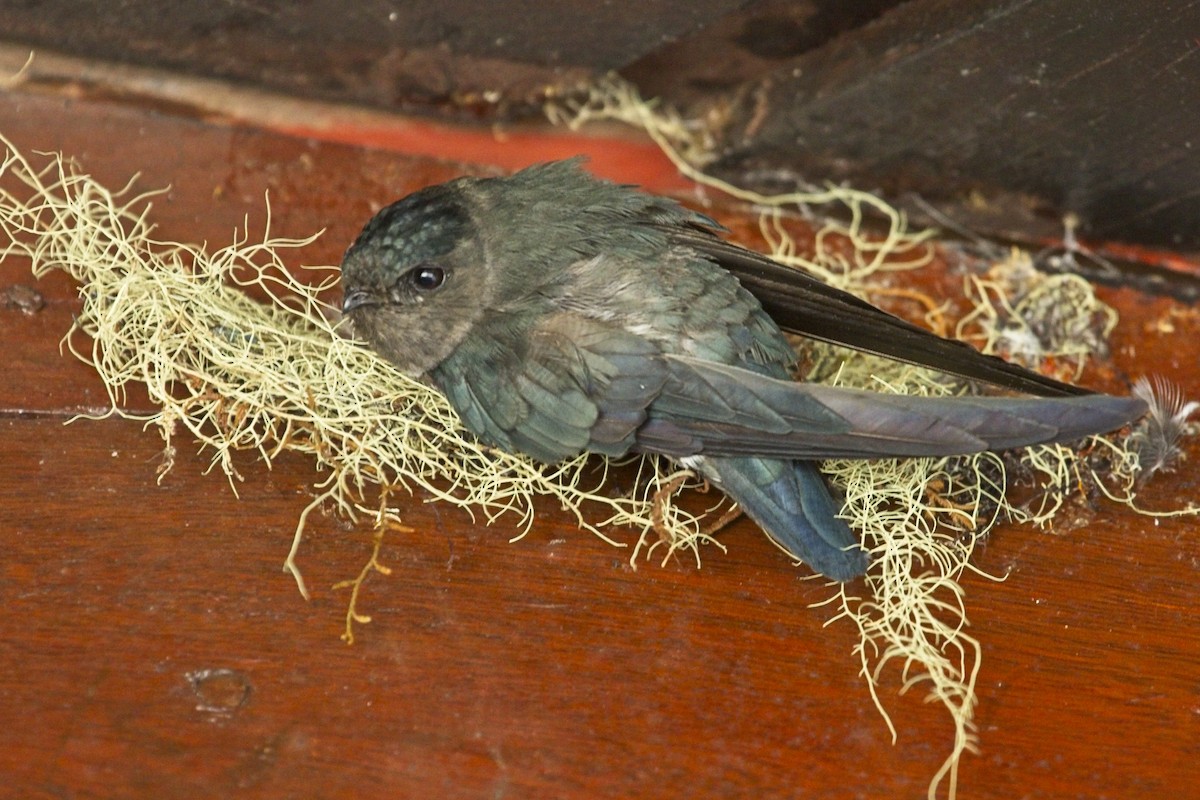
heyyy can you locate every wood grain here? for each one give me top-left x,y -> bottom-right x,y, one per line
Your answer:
0,89 -> 1196,800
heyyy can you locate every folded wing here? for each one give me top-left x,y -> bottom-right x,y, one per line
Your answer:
635,354 -> 1147,460
661,226 -> 1092,398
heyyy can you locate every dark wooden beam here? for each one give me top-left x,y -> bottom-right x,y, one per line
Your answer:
0,0 -> 749,116
708,0 -> 1200,251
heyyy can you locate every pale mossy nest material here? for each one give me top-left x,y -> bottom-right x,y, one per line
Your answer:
0,135 -> 719,593
1,80 -> 1189,800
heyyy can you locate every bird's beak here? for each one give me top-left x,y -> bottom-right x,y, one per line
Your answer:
341,288 -> 375,315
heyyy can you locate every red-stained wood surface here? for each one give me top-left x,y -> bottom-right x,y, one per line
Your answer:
0,90 -> 1197,800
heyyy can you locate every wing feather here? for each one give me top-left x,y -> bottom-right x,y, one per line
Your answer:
433,312 -> 667,462
635,354 -> 1145,460
659,225 -> 1092,398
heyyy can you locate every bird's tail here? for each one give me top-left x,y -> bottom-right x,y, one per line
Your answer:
704,456 -> 868,582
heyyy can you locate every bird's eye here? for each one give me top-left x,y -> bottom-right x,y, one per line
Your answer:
411,265 -> 446,292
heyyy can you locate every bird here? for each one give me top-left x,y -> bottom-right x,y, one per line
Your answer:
339,159 -> 1146,582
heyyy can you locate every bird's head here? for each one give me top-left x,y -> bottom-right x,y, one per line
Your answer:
340,181 -> 489,376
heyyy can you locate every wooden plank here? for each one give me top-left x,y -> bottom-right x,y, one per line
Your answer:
0,88 -> 1197,799
0,0 -> 746,117
712,0 -> 1200,252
